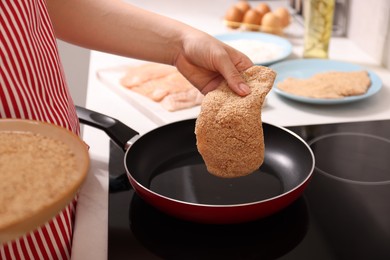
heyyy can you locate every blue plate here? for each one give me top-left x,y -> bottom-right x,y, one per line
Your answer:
270,59 -> 382,104
215,32 -> 292,66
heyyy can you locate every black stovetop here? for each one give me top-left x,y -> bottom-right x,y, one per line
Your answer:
107,120 -> 390,260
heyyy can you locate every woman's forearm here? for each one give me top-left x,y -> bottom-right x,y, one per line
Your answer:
47,0 -> 193,65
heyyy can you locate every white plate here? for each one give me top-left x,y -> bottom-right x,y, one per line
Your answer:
270,59 -> 382,104
96,65 -> 200,125
215,32 -> 293,66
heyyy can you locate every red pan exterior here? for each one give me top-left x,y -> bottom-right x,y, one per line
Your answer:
127,168 -> 312,224
125,133 -> 314,224
125,122 -> 314,224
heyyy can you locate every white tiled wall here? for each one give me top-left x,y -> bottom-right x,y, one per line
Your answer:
347,0 -> 390,67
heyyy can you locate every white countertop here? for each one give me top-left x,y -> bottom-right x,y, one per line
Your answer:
71,1 -> 390,259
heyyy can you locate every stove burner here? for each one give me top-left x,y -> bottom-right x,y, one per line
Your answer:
308,132 -> 390,185
129,194 -> 309,260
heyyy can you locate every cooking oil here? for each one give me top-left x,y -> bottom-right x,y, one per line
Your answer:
303,0 -> 335,58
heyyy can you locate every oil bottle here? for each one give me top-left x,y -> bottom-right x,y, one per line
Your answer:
303,0 -> 335,58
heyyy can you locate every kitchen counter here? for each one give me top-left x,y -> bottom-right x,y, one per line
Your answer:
71,1 -> 390,259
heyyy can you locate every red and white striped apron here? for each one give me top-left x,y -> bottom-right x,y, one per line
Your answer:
1,0 -> 80,259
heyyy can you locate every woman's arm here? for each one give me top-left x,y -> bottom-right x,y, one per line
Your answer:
47,0 -> 253,95
47,0 -> 185,64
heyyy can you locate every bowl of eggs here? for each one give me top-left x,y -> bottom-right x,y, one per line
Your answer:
223,1 -> 291,35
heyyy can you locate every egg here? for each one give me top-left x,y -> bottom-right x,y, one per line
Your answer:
224,6 -> 244,29
242,9 -> 263,31
255,3 -> 271,15
235,1 -> 251,14
274,7 -> 290,28
261,12 -> 283,35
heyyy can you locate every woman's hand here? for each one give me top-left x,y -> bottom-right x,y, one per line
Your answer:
174,31 -> 254,96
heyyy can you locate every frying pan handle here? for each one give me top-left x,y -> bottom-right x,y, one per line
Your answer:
76,106 -> 139,151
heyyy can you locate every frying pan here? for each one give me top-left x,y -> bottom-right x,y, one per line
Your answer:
76,106 -> 314,224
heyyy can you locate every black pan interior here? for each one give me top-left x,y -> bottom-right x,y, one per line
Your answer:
125,119 -> 313,205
